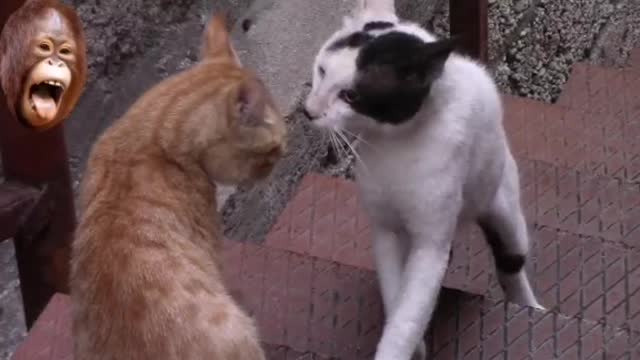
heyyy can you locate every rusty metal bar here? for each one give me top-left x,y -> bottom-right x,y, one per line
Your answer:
449,0 -> 489,63
1,0 -> 76,329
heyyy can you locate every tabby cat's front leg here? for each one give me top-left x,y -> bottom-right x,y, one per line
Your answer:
374,225 -> 455,360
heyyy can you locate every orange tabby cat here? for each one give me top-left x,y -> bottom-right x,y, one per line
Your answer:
70,14 -> 286,360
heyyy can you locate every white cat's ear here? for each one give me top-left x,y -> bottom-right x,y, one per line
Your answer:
342,15 -> 355,28
355,0 -> 396,15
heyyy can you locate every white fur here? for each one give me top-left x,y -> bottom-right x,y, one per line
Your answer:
304,1 -> 543,360
215,184 -> 236,211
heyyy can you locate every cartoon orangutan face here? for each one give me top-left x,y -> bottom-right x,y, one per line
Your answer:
0,0 -> 87,130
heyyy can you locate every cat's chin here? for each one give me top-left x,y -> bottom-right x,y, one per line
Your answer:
238,171 -> 275,188
234,179 -> 262,191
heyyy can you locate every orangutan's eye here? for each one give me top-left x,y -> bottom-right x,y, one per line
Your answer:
39,42 -> 51,52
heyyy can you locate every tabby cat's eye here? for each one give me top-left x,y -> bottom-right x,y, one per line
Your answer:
339,89 -> 358,104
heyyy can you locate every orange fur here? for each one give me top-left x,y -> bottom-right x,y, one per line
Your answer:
70,14 -> 286,360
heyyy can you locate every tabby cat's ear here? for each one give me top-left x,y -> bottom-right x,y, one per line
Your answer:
201,14 -> 241,65
235,78 -> 269,127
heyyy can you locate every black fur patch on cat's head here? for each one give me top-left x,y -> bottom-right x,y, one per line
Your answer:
347,32 -> 457,125
328,31 -> 374,51
363,21 -> 394,32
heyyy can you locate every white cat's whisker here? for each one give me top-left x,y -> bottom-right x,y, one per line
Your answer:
341,128 -> 376,150
336,129 -> 372,177
328,132 -> 345,162
334,131 -> 352,163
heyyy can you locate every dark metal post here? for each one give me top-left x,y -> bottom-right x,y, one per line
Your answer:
0,0 -> 76,328
449,0 -> 489,63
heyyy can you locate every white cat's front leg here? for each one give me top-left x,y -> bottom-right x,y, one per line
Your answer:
374,232 -> 453,360
371,226 -> 407,316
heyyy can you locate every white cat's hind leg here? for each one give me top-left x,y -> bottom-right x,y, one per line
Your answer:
479,157 -> 544,309
411,339 -> 427,360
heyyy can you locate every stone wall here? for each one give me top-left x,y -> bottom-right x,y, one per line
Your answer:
399,0 -> 640,101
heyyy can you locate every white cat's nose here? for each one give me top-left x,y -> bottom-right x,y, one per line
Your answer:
302,101 -> 320,121
302,107 -> 317,121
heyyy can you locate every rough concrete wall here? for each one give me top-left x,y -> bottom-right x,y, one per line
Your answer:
398,0 -> 640,102
66,0 -> 253,82
0,241 -> 24,360
490,0 -> 640,101
61,0 -> 256,184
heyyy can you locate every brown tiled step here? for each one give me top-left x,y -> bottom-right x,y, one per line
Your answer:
266,171 -> 640,266
265,173 -> 640,332
264,344 -> 333,359
555,63 -> 629,113
516,158 -> 640,246
13,243 -> 640,360
12,294 -> 72,360
226,241 -> 640,359
556,60 -> 636,112
629,48 -> 640,74
423,289 -> 639,360
10,294 -> 342,360
504,96 -> 640,184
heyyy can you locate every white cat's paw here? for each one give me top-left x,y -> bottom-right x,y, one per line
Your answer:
411,340 -> 427,360
520,294 -> 546,311
531,301 -> 546,311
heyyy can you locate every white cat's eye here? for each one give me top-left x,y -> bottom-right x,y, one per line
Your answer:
318,66 -> 326,78
339,89 -> 358,104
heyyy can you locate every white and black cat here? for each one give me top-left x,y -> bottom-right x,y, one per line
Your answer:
304,1 -> 544,359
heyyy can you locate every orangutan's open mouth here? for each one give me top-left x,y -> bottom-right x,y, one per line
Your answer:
29,80 -> 65,120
